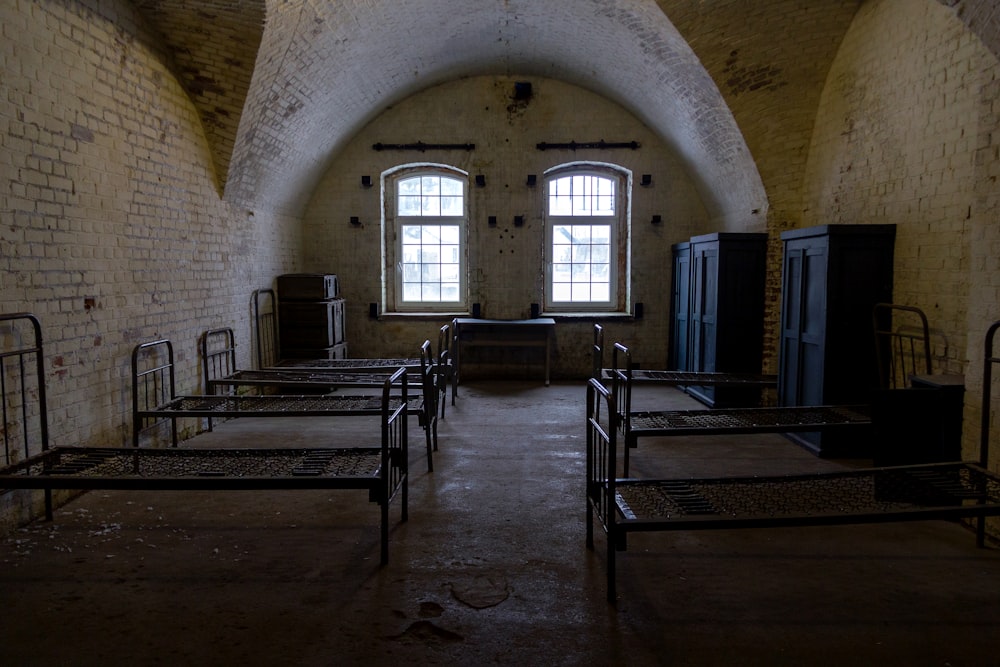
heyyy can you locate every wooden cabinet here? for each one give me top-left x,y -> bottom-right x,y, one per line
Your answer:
670,233 -> 768,407
778,224 -> 895,456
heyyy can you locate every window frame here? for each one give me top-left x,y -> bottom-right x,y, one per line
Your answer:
383,165 -> 469,314
543,164 -> 630,314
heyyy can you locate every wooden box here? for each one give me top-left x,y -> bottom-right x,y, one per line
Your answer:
277,273 -> 340,300
279,298 -> 346,348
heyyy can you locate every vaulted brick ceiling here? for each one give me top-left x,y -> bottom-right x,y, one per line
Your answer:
133,0 -> 997,222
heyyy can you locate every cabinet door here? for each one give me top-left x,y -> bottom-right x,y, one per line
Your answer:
669,245 -> 691,370
779,242 -> 828,406
690,243 -> 719,374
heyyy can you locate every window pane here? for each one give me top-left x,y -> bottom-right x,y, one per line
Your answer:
402,225 -> 422,243
421,176 -> 440,195
548,174 -> 616,216
422,196 -> 440,216
398,220 -> 464,304
398,175 -> 465,218
442,244 -> 460,263
440,196 -> 462,216
419,246 -> 440,264
403,283 -> 422,301
402,263 -> 420,282
552,263 -> 572,282
399,196 -> 421,216
398,178 -> 421,196
547,174 -> 616,305
394,174 -> 466,307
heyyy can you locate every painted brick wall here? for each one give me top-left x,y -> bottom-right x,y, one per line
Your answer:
802,0 -> 1000,465
302,76 -> 711,377
0,0 -> 297,462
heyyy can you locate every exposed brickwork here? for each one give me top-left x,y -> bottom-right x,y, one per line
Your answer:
223,0 -> 766,225
2,0 -> 1000,539
303,76 -> 707,375
132,0 -> 265,192
1,0 -> 293,453
803,0 -> 1000,470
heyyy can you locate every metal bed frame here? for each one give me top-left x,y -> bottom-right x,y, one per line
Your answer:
0,314 -> 408,565
585,319 -> 1000,602
873,302 -> 933,389
254,288 -> 456,416
592,323 -> 777,390
201,326 -> 438,471
609,342 -> 870,475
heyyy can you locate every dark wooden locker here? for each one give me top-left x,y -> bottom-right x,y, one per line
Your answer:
677,233 -> 768,407
778,224 -> 896,457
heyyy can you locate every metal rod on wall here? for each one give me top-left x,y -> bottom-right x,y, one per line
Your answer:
536,140 -> 640,151
373,142 -> 476,152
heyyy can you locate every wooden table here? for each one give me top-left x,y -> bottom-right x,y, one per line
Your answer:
452,317 -> 555,391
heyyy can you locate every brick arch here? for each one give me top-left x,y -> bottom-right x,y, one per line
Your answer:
132,0 -> 265,194
223,0 -> 768,225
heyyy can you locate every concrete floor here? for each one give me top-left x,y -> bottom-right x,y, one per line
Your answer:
2,380 -> 999,666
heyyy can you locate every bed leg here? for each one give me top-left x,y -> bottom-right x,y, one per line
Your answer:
607,530 -> 617,603
381,499 -> 390,566
586,503 -> 594,549
424,423 -> 434,473
401,472 -> 408,524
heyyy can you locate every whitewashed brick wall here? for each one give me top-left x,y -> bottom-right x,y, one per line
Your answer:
0,0 -> 297,466
303,76 -> 710,376
803,0 -> 1000,468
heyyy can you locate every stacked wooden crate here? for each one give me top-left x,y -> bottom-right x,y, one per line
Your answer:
277,274 -> 347,359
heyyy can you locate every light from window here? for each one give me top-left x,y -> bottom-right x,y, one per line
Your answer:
397,174 -> 464,304
548,174 -> 615,304
401,224 -> 461,302
398,175 -> 463,217
548,174 -> 615,217
551,224 -> 611,302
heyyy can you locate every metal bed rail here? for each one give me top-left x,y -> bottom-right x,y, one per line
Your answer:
585,371 -> 1000,603
1,359 -> 410,565
200,330 -> 439,472
608,342 -> 870,475
0,314 -> 48,467
253,288 -> 279,369
594,324 -> 776,388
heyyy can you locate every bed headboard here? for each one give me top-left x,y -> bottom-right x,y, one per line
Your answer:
592,324 -> 605,379
981,320 -> 1000,470
201,327 -> 237,391
0,313 -> 48,465
873,303 -> 933,389
131,339 -> 178,447
253,288 -> 278,369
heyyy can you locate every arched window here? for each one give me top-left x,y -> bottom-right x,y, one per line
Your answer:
384,166 -> 468,312
544,165 -> 629,312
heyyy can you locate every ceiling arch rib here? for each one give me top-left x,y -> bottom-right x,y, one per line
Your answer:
133,0 -> 265,194
225,0 -> 766,225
